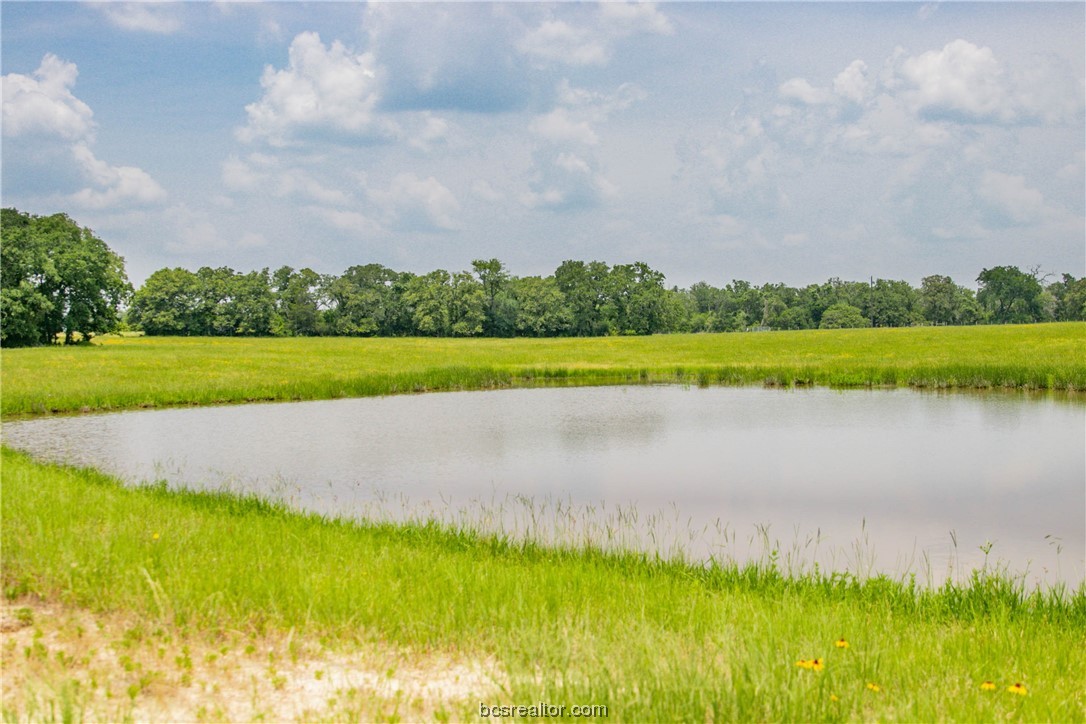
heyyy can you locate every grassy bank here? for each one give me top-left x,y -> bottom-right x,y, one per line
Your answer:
2,323 -> 1084,417
3,449 -> 1084,721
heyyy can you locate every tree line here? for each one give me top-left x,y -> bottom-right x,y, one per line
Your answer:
2,207 -> 1084,346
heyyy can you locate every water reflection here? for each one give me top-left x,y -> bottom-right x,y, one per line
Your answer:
4,386 -> 1083,587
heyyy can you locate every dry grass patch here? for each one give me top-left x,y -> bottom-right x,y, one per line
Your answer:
1,598 -> 501,722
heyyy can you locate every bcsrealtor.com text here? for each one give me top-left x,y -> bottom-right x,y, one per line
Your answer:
480,702 -> 608,718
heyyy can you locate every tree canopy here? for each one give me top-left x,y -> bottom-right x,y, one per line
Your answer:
124,258 -> 1083,339
1,208 -> 131,346
3,207 -> 1082,345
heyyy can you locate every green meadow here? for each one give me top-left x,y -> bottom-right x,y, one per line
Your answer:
2,322 -> 1084,417
3,450 -> 1085,721
3,324 -> 1085,720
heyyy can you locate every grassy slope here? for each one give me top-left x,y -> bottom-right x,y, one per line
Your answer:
3,449 -> 1084,721
4,325 -> 1085,719
2,323 -> 1085,417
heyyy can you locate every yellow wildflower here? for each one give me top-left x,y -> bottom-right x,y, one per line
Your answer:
834,638 -> 849,648
795,658 -> 823,671
829,694 -> 839,702
1007,683 -> 1027,696
152,532 -> 160,540
980,681 -> 996,691
866,683 -> 881,692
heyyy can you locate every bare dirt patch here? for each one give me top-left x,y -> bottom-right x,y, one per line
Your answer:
1,598 -> 502,722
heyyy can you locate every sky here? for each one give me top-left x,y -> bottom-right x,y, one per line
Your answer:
2,2 -> 1084,290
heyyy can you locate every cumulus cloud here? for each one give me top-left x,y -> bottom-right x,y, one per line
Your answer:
2,54 -> 94,140
522,148 -> 617,211
221,155 -> 263,192
518,3 -> 673,67
531,108 -> 600,145
517,20 -> 609,66
94,2 -> 182,34
238,32 -> 386,145
599,2 -> 674,37
781,39 -> 1083,144
833,94 -> 951,155
471,180 -> 503,202
978,170 -> 1047,223
901,40 -> 1010,122
163,204 -> 228,253
779,78 -> 834,105
222,154 -> 351,205
898,39 -> 1083,124
275,168 -> 351,206
4,54 -> 168,211
522,81 -> 643,211
369,173 -> 461,231
69,143 -> 167,209
407,113 -> 450,152
306,206 -> 383,236
833,60 -> 870,104
367,4 -> 531,113
679,117 -> 787,215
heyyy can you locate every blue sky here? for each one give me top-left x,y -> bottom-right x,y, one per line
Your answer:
3,2 -> 1083,289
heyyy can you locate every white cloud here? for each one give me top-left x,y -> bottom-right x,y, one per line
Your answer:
2,54 -> 95,140
901,40 -> 1010,121
684,118 -> 786,213
222,154 -> 351,205
599,2 -> 674,37
369,173 -> 461,231
779,78 -> 834,105
531,108 -> 600,145
95,2 -> 182,34
834,94 -> 951,155
238,32 -> 385,145
978,170 -> 1047,223
1010,53 -> 1085,124
306,206 -> 383,235
69,143 -> 167,209
917,3 -> 939,21
5,54 -> 168,212
163,204 -> 227,253
894,40 -> 1081,125
408,113 -> 450,152
518,3 -> 672,67
221,155 -> 262,191
517,20 -> 609,66
522,81 -> 643,211
833,60 -> 870,104
522,149 -> 617,211
471,179 -> 503,202
777,40 -> 1081,170
277,171 -> 349,206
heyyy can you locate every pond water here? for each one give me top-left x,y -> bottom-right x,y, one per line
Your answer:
5,386 -> 1083,587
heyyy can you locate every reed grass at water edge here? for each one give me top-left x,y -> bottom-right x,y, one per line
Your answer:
3,450 -> 1085,721
1,323 -> 1084,417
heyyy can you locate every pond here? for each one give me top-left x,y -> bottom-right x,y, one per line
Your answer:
5,385 -> 1083,587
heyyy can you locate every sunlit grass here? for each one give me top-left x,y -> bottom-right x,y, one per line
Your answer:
3,449 -> 1084,722
2,323 -> 1084,416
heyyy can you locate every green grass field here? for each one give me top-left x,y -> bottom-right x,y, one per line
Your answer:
3,449 -> 1084,722
2,323 -> 1084,417
3,324 -> 1085,720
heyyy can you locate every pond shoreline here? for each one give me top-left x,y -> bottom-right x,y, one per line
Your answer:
3,448 -> 1085,721
5,385 -> 1083,589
